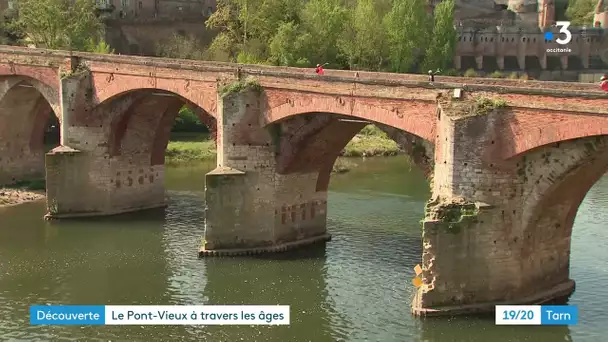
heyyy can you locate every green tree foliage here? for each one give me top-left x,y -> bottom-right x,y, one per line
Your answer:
383,0 -> 431,72
172,106 -> 210,132
566,0 -> 596,26
421,0 -> 456,72
86,38 -> 115,54
298,0 -> 348,66
16,0 -> 105,51
0,8 -> 25,45
338,0 -> 388,70
205,0 -> 454,74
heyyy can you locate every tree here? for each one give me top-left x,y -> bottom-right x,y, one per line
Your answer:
16,0 -> 104,51
269,21 -> 306,66
422,0 -> 456,72
0,8 -> 25,45
566,0 -> 596,26
338,0 -> 388,70
384,0 -> 431,73
299,0 -> 348,67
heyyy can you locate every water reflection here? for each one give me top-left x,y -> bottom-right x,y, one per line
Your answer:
418,318 -> 571,341
0,157 -> 607,341
201,246 -> 340,342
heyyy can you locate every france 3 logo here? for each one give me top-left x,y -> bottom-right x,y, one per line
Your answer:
544,21 -> 572,46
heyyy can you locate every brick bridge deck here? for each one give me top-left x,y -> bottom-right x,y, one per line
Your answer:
1,45 -> 607,317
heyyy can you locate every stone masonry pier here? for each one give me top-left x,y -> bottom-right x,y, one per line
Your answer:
0,45 -> 608,316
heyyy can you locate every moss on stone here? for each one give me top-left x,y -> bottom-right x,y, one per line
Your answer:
473,97 -> 508,116
219,77 -> 263,97
60,63 -> 90,80
424,200 -> 480,234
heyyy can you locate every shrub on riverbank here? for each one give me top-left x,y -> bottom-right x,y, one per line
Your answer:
164,125 -> 400,165
165,133 -> 216,165
332,158 -> 356,173
342,125 -> 400,157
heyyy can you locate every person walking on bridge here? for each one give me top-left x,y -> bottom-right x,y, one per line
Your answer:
315,63 -> 328,75
601,75 -> 608,92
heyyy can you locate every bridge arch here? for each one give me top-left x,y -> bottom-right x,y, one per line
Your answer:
268,110 -> 435,193
0,76 -> 60,185
509,134 -> 608,295
97,88 -> 217,166
498,108 -> 608,160
91,74 -> 217,118
263,90 -> 437,143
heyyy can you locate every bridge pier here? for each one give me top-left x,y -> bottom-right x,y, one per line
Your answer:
200,89 -> 330,256
411,98 -> 590,315
45,69 -> 167,218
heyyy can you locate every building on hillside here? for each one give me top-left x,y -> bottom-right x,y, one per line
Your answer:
453,0 -> 608,78
594,0 -> 608,28
95,0 -> 216,20
0,0 -> 216,21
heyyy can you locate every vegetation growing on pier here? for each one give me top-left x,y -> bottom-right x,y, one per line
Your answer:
473,97 -> 508,116
424,198 -> 480,234
219,77 -> 263,97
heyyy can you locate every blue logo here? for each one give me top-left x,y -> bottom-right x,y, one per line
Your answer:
544,31 -> 554,41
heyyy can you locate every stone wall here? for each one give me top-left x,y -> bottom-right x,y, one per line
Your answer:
45,70 -> 195,217
105,20 -> 216,56
203,88 -> 330,255
0,80 -> 55,185
413,92 -> 608,315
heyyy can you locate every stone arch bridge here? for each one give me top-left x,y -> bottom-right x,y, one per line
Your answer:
0,45 -> 607,316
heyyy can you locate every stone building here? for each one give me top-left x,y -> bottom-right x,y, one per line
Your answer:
454,0 -> 608,77
97,0 -> 216,20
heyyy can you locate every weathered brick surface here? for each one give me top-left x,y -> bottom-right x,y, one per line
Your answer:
263,88 -> 437,142
204,90 -> 328,252
0,80 -> 57,185
3,46 -> 608,314
414,95 -> 608,314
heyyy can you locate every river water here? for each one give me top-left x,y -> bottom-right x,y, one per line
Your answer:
0,157 -> 607,341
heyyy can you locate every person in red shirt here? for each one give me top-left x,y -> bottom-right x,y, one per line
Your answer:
601,75 -> 608,92
315,63 -> 327,75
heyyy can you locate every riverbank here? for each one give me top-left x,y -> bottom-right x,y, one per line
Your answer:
166,126 -> 401,172
0,185 -> 45,208
166,132 -> 217,165
0,179 -> 46,207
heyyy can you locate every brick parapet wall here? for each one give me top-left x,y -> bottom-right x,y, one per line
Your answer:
0,45 -> 607,98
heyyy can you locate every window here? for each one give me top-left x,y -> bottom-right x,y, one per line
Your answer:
121,0 -> 129,8
138,1 -> 142,8
7,0 -> 13,9
207,7 -> 213,16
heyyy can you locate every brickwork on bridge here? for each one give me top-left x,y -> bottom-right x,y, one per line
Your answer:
1,46 -> 608,316
203,90 -> 330,255
413,94 -> 608,315
0,79 -> 57,184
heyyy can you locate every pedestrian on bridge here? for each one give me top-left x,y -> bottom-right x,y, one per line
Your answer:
315,63 -> 328,75
600,75 -> 608,92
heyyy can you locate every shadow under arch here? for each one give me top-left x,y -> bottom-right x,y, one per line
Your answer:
507,134 -> 608,300
267,111 -> 434,192
0,77 -> 60,185
97,88 -> 217,167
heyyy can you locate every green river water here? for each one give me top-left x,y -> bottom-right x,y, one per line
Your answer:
0,157 -> 607,341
